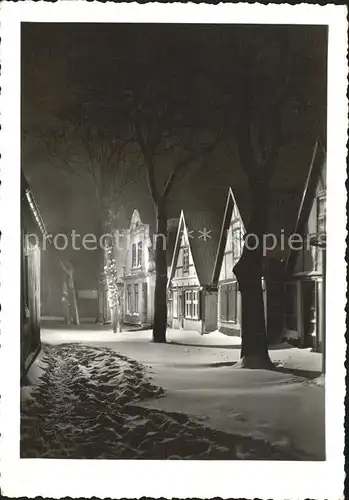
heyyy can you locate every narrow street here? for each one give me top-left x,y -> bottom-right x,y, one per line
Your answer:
21,325 -> 324,460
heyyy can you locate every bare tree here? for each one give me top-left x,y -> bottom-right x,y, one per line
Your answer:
35,108 -> 144,325
190,27 -> 326,367
127,76 -> 225,342
222,30 -> 326,368
37,109 -> 142,228
59,256 -> 80,326
103,245 -> 123,333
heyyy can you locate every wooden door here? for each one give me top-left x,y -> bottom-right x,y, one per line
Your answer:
204,291 -> 218,333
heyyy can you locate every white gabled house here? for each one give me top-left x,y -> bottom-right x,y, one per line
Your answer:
211,187 -> 246,336
101,209 -> 156,328
167,210 -> 219,334
212,187 -> 285,340
121,209 -> 156,327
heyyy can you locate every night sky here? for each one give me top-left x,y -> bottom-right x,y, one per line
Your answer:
21,23 -> 327,285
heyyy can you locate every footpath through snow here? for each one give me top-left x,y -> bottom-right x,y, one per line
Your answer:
29,325 -> 324,460
22,343 -> 298,460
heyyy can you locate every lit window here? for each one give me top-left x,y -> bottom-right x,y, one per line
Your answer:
132,244 -> 137,268
231,220 -> 243,267
317,195 -> 326,235
137,241 -> 142,267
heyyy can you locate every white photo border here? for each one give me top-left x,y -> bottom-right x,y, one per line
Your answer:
0,2 -> 347,499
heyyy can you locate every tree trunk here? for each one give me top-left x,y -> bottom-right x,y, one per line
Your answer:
69,274 -> 80,326
96,246 -> 106,324
116,299 -> 121,333
111,302 -> 121,334
233,179 -> 274,369
152,199 -> 168,342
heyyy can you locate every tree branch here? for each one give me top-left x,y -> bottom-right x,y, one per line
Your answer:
135,122 -> 159,204
162,127 -> 225,200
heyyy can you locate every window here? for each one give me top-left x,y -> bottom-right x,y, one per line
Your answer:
285,283 -> 298,331
231,220 -> 243,268
134,284 -> 139,313
137,242 -> 143,267
219,282 -> 238,323
192,291 -> 199,319
132,244 -> 137,268
127,285 -> 132,313
184,289 -> 200,319
185,290 -> 192,317
183,246 -> 189,273
317,195 -> 326,235
173,291 -> 178,318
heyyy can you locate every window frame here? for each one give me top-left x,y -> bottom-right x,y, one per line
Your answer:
192,290 -> 199,320
182,246 -> 190,274
131,243 -> 137,268
137,241 -> 143,267
184,289 -> 200,320
219,281 -> 238,324
317,193 -> 326,235
231,219 -> 243,269
185,290 -> 192,317
172,290 -> 178,318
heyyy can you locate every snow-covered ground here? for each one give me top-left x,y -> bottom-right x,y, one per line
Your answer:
22,343 -> 298,460
27,324 -> 324,460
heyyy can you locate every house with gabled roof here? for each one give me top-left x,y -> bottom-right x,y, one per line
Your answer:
211,187 -> 246,336
212,187 -> 286,340
283,140 -> 326,352
167,209 -> 220,334
114,209 -> 156,328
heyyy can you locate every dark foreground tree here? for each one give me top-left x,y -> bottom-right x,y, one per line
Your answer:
194,26 -> 326,367
229,30 -> 326,368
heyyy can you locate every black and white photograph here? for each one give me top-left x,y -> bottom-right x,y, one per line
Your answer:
0,3 -> 346,499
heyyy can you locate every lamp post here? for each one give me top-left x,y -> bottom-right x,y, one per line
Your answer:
309,233 -> 326,374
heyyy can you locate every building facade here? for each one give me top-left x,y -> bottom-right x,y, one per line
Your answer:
21,174 -> 45,382
283,141 -> 326,352
120,210 -> 155,327
212,187 -> 285,341
168,210 -> 219,335
212,188 -> 245,336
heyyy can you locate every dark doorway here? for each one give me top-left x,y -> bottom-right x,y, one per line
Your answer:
302,280 -> 317,348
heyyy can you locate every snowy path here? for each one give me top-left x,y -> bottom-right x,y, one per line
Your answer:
37,326 -> 325,460
21,343 -> 299,460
